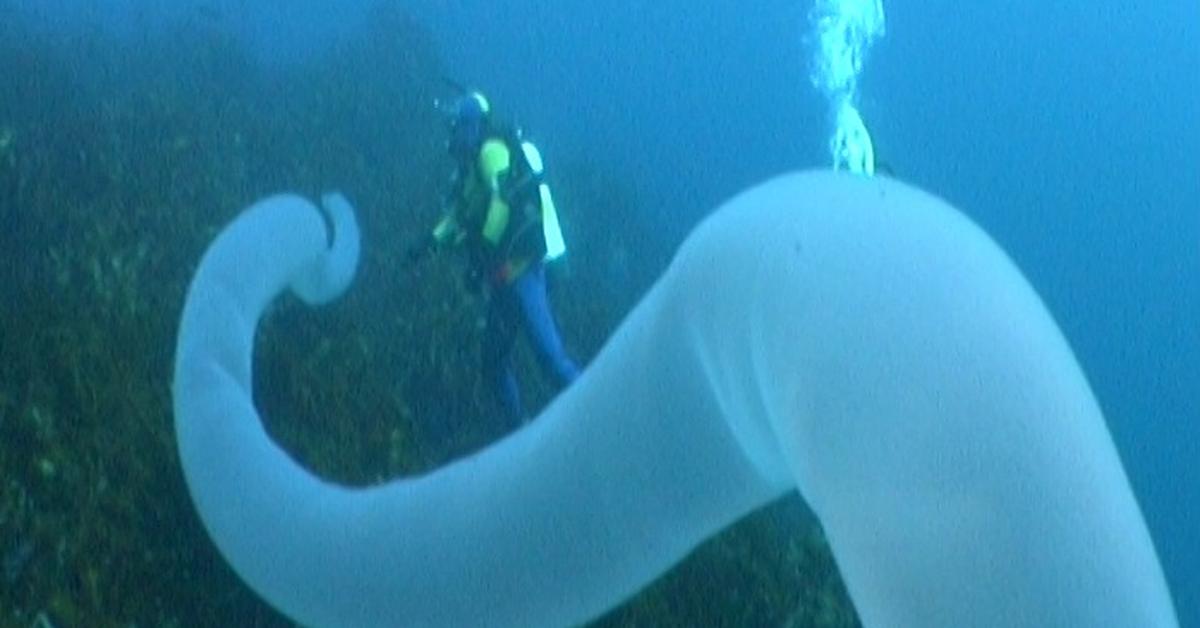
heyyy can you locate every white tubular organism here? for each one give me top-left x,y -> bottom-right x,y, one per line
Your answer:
174,173 -> 1178,627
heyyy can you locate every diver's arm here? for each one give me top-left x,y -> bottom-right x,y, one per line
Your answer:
431,214 -> 461,245
407,169 -> 469,264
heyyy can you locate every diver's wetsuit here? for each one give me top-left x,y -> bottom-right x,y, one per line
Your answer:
432,116 -> 579,422
483,263 -> 580,421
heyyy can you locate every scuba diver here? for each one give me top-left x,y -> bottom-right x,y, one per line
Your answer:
408,90 -> 580,423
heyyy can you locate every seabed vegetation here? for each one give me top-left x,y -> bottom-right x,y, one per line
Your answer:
0,2 -> 858,626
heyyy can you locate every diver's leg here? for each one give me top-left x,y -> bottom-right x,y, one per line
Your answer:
483,288 -> 523,422
514,264 -> 580,387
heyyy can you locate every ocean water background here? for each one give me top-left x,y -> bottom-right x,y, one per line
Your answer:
5,0 -> 1196,624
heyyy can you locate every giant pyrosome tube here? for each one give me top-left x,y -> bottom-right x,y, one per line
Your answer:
810,0 -> 885,174
174,172 -> 1178,627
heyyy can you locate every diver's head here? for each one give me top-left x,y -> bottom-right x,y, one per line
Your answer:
448,91 -> 490,160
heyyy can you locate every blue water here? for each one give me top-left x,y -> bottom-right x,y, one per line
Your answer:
13,0 -> 1197,623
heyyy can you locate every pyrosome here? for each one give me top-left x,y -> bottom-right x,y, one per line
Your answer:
173,173 -> 1178,627
809,0 -> 885,175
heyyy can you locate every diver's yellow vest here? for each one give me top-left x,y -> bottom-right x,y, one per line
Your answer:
471,136 -> 566,262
